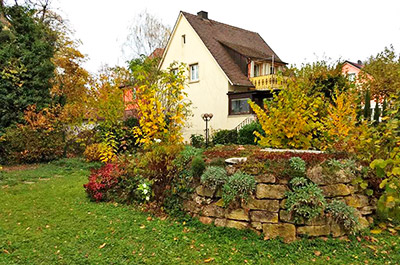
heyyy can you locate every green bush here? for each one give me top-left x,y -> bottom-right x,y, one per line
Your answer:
285,177 -> 326,222
190,134 -> 205,148
191,156 -> 206,179
289,157 -> 306,173
212,129 -> 238,145
201,166 -> 228,189
326,200 -> 360,234
238,122 -> 264,145
0,125 -> 64,164
222,171 -> 255,207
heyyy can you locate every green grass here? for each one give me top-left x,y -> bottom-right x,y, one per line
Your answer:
0,159 -> 399,264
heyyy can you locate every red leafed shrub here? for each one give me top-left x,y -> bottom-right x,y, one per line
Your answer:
83,163 -> 123,202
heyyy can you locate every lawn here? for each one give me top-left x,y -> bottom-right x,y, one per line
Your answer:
0,159 -> 399,264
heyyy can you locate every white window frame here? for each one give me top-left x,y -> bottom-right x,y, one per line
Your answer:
190,63 -> 199,82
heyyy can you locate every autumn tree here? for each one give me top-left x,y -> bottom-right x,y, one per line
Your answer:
360,46 -> 400,99
123,10 -> 170,59
132,62 -> 191,147
0,1 -> 57,130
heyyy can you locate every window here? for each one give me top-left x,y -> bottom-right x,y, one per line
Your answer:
254,64 -> 260,77
182,34 -> 186,44
230,98 -> 251,115
348,73 -> 356,82
190,64 -> 199,81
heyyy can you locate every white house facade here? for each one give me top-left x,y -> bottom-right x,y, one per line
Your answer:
159,11 -> 287,141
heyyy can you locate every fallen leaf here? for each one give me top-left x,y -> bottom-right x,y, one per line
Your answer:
314,250 -> 321,256
99,243 -> 106,249
370,229 -> 382,234
147,216 -> 152,221
3,249 -> 10,254
204,257 -> 215,263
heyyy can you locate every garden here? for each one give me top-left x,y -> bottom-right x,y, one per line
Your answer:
1,2 -> 400,264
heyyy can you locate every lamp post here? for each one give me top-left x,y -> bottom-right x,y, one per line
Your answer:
201,113 -> 213,147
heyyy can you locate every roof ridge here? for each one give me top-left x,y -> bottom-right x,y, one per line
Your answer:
181,11 -> 258,35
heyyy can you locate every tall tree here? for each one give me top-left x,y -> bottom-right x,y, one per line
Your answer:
123,10 -> 170,59
0,2 -> 56,130
360,46 -> 400,99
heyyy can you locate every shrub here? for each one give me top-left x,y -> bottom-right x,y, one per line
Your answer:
190,134 -> 205,148
84,143 -> 103,162
285,177 -> 326,222
191,156 -> 206,179
238,122 -> 264,145
201,166 -> 228,189
83,163 -> 123,202
212,129 -> 238,145
0,125 -> 64,164
136,179 -> 152,202
222,171 -> 256,207
138,144 -> 183,201
326,200 -> 360,234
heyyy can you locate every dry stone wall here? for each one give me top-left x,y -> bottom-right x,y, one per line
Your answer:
183,165 -> 375,242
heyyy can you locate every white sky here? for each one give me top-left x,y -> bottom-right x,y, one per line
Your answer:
52,0 -> 400,73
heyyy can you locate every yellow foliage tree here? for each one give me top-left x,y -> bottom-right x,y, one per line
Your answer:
133,63 -> 191,147
322,90 -> 359,152
249,83 -> 325,150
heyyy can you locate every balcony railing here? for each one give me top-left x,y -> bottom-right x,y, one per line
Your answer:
250,74 -> 287,90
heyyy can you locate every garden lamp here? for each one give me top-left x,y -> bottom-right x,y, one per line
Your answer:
201,113 -> 213,147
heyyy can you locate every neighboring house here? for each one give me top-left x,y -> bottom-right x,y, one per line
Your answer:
159,11 -> 287,141
341,60 -> 379,118
342,60 -> 364,84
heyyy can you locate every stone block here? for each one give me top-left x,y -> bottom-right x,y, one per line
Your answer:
251,222 -> 263,230
305,215 -> 329,226
226,220 -> 249,230
256,184 -> 288,199
196,185 -> 215,197
359,217 -> 370,230
263,223 -> 296,243
183,200 -> 201,214
297,225 -> 331,237
321,184 -> 351,197
359,206 -> 375,215
330,222 -> 345,237
245,198 -> 280,212
344,195 -> 369,208
226,209 -> 249,221
214,218 -> 227,227
250,211 -> 278,223
199,216 -> 214,225
307,166 -> 356,185
202,204 -> 225,218
254,174 -> 276,184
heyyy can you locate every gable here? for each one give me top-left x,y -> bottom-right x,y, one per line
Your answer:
160,13 -> 232,84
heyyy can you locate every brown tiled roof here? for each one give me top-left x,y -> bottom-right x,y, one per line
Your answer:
182,11 -> 286,86
344,60 -> 364,69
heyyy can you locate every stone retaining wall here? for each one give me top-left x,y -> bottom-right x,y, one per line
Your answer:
183,165 -> 376,242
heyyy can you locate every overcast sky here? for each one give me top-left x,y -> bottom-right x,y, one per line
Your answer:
51,0 -> 400,73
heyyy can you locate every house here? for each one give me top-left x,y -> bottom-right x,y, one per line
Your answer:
342,60 -> 364,84
341,60 -> 380,119
159,11 -> 287,141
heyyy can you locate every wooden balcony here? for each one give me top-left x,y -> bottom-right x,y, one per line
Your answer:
250,75 -> 287,90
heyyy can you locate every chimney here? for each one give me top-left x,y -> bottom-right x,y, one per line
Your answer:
197,11 -> 208,19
